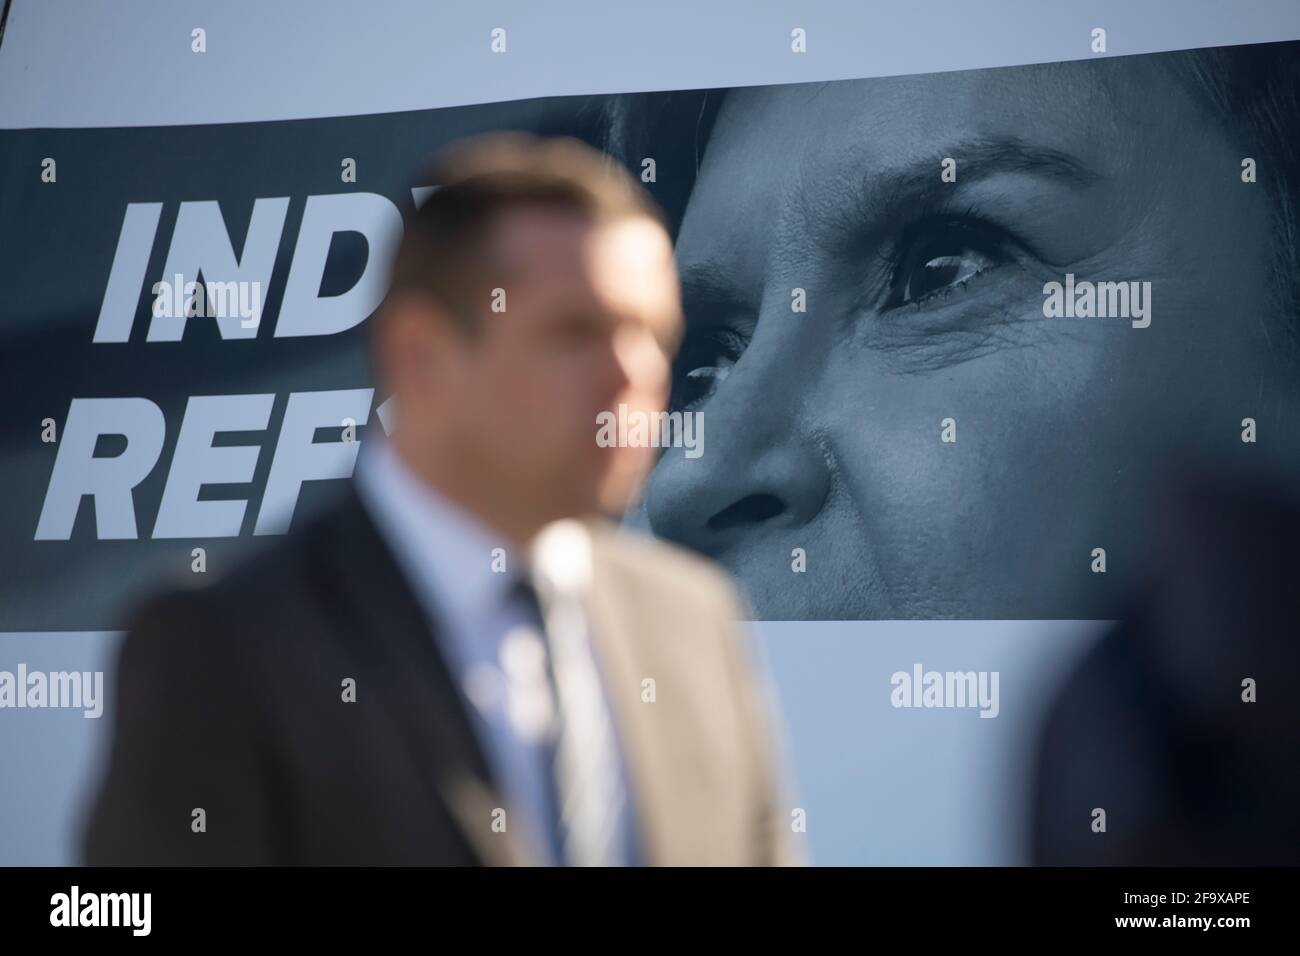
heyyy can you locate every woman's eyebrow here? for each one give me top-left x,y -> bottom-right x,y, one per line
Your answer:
821,135 -> 1105,242
677,261 -> 749,323
948,136 -> 1103,186
676,137 -> 1105,298
882,136 -> 1103,198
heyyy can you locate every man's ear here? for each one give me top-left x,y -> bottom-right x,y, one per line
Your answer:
375,291 -> 455,393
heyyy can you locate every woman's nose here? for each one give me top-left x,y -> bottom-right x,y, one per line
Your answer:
644,344 -> 831,555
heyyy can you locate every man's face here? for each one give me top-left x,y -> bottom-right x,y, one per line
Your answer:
447,207 -> 679,525
638,57 -> 1283,618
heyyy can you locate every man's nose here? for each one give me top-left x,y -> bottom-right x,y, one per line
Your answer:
643,349 -> 830,555
605,325 -> 668,401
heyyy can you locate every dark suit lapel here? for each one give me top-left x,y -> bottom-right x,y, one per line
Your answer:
311,486 -> 533,866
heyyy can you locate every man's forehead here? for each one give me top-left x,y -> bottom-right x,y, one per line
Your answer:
493,209 -> 676,300
472,206 -> 680,348
490,205 -> 593,271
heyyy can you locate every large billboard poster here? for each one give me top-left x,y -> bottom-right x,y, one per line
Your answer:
9,45 -> 1300,628
1,0 -> 1298,897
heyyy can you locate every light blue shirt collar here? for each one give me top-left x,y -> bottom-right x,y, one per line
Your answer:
354,437 -> 519,635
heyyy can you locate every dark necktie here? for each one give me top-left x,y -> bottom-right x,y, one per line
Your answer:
510,575 -> 632,866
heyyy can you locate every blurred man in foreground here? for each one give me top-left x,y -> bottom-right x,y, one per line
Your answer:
84,133 -> 801,866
